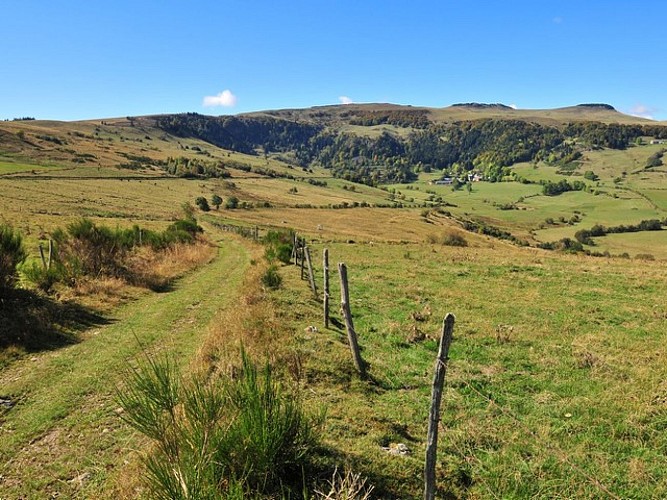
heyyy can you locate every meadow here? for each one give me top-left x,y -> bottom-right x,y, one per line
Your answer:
1,114 -> 667,498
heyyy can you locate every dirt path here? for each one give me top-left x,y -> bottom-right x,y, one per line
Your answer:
0,235 -> 250,498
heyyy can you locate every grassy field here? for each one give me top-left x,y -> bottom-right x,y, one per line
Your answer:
272,240 -> 667,498
2,112 -> 667,498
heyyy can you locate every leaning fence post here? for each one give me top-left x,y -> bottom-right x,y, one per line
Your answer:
304,246 -> 318,298
292,233 -> 298,265
338,263 -> 366,378
47,239 -> 52,270
39,243 -> 47,269
424,313 -> 455,500
300,239 -> 306,280
323,248 -> 329,328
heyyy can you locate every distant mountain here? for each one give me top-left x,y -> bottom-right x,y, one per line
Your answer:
2,102 -> 665,187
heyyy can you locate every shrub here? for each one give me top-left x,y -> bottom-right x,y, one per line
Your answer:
263,230 -> 293,265
225,196 -> 239,209
21,262 -> 62,293
441,231 -> 468,247
117,351 -> 319,498
261,265 -> 282,290
195,196 -> 210,211
0,224 -> 26,290
211,194 -> 223,210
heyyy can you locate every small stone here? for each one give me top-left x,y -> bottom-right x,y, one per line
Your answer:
564,413 -> 572,418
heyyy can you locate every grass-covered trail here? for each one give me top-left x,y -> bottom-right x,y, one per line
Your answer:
0,235 -> 250,498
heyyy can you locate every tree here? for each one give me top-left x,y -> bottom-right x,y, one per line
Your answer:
195,196 -> 210,212
225,196 -> 239,209
211,194 -> 223,210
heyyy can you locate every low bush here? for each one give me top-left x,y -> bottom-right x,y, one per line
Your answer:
261,265 -> 282,290
117,350 -> 320,498
263,230 -> 293,265
0,224 -> 27,291
441,231 -> 468,247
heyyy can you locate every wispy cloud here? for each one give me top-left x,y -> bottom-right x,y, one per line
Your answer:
339,96 -> 353,105
629,104 -> 656,120
509,103 -> 518,110
203,90 -> 237,107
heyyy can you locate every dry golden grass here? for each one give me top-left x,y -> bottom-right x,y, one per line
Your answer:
197,243 -> 291,374
209,206 -> 496,246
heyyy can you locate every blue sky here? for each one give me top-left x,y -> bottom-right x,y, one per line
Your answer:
3,1 -> 666,121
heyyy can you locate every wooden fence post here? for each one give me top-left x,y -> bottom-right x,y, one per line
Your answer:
39,243 -> 47,269
338,263 -> 366,378
304,246 -> 318,298
47,239 -> 52,270
323,248 -> 329,328
300,239 -> 306,280
292,233 -> 298,265
424,313 -> 455,500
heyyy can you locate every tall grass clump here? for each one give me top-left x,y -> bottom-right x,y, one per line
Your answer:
0,224 -> 27,291
117,350 -> 320,499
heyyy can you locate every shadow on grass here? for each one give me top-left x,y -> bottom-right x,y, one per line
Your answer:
0,288 -> 111,358
311,444 -> 460,499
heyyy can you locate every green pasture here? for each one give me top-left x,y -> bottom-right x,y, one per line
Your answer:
277,241 -> 667,498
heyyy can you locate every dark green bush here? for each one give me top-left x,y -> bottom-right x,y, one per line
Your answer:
195,196 -> 210,211
0,224 -> 26,290
263,230 -> 294,265
261,265 -> 282,290
21,262 -> 63,293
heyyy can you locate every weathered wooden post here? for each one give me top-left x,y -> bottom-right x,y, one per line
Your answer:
304,246 -> 318,298
300,239 -> 306,280
323,248 -> 330,328
292,233 -> 298,265
39,243 -> 47,269
47,239 -> 52,270
338,263 -> 366,378
424,313 -> 455,500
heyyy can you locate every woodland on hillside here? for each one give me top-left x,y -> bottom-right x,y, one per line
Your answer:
156,112 -> 667,186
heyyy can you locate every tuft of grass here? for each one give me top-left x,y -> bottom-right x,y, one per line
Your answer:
314,467 -> 374,500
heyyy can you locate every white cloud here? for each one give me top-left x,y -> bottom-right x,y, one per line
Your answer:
509,103 -> 518,109
629,104 -> 656,120
203,90 -> 237,107
339,96 -> 353,105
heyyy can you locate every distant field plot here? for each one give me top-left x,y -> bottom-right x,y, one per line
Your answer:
0,176 -> 210,232
512,162 -> 570,183
230,177 -> 391,207
0,160 -> 56,174
591,231 -> 667,260
524,190 -> 660,226
640,189 -> 667,210
210,206 -> 484,244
